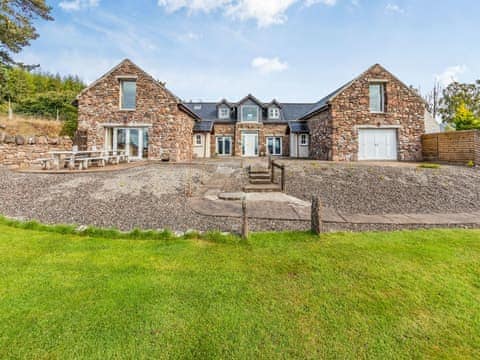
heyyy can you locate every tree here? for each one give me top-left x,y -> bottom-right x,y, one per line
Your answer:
451,102 -> 480,130
0,0 -> 53,67
439,81 -> 480,126
424,80 -> 442,120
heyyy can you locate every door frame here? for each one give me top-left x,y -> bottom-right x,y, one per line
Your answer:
105,126 -> 150,160
357,126 -> 399,161
241,131 -> 259,157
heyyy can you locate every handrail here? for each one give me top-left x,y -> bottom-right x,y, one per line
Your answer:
270,159 -> 286,192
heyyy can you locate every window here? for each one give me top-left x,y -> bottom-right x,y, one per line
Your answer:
216,136 -> 232,155
195,134 -> 202,145
120,80 -> 136,110
267,137 -> 282,155
269,107 -> 280,119
193,104 -> 202,110
241,105 -> 259,122
369,83 -> 385,113
300,134 -> 308,146
219,107 -> 230,119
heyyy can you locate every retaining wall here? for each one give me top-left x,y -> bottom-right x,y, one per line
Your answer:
0,132 -> 72,168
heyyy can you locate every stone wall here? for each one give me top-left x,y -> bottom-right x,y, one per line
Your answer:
329,64 -> 425,161
0,133 -> 72,168
307,111 -> 332,160
77,59 -> 196,162
422,130 -> 480,164
211,123 -> 289,156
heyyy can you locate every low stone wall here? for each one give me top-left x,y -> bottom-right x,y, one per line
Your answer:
0,132 -> 72,168
422,130 -> 480,164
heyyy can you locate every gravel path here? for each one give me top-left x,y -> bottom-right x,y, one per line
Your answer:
280,160 -> 480,215
1,160 -> 479,233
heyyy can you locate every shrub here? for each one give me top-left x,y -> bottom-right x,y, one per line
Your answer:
418,163 -> 441,169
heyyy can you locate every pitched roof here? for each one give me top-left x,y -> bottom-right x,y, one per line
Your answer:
193,120 -> 214,132
74,58 -> 199,120
183,101 -> 316,122
300,63 -> 427,120
289,121 -> 309,133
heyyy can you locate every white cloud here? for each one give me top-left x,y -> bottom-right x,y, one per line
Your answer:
385,3 -> 405,14
251,57 -> 288,74
59,0 -> 99,11
435,65 -> 468,87
158,0 -> 338,27
178,32 -> 201,41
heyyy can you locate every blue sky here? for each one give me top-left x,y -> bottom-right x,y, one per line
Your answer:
18,0 -> 479,102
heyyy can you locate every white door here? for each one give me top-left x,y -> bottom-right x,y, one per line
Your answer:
242,132 -> 258,157
358,129 -> 397,160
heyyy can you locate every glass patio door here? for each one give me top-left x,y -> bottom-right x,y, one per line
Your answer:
112,128 -> 147,160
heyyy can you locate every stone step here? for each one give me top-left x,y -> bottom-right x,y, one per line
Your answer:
243,184 -> 282,193
249,173 -> 271,179
249,178 -> 273,185
249,167 -> 269,174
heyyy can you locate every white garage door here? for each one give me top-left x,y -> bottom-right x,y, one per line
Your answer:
358,129 -> 398,160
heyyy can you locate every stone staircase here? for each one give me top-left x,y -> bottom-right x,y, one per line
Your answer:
243,166 -> 282,193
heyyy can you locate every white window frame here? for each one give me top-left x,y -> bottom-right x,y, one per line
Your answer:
119,80 -> 137,110
241,105 -> 259,122
216,136 -> 232,156
369,83 -> 385,113
300,134 -> 308,146
268,107 -> 280,119
266,136 -> 282,156
218,107 -> 230,119
195,134 -> 202,145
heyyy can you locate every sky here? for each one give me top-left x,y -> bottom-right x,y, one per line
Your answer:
17,0 -> 480,102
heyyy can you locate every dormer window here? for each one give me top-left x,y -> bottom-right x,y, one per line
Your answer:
269,107 -> 280,119
120,80 -> 136,110
241,105 -> 259,122
219,107 -> 230,119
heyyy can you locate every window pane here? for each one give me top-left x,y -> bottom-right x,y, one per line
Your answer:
242,106 -> 258,121
217,138 -> 223,154
267,138 -> 273,154
224,137 -> 231,154
121,81 -> 136,109
275,138 -> 281,154
143,130 -> 148,158
369,84 -> 383,112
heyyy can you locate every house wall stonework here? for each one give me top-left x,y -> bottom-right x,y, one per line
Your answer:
307,111 -> 333,160
77,59 -> 195,162
328,65 -> 425,161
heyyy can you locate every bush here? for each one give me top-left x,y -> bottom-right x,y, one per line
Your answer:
418,163 -> 441,169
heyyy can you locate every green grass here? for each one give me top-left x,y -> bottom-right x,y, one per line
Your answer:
0,223 -> 479,359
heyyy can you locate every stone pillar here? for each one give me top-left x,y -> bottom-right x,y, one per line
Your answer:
311,196 -> 323,235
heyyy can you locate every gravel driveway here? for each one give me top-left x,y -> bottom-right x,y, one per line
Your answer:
280,160 -> 480,215
1,160 -> 479,233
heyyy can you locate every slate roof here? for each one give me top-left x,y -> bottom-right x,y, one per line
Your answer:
288,121 -> 309,133
299,82 -> 352,120
193,120 -> 214,132
183,101 -> 316,123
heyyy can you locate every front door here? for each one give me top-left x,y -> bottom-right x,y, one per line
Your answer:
242,132 -> 258,157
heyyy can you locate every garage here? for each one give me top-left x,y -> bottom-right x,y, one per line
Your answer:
358,128 -> 398,160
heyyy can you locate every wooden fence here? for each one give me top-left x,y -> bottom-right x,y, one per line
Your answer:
422,130 -> 480,164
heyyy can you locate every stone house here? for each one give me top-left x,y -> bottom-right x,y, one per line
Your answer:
75,59 -> 432,162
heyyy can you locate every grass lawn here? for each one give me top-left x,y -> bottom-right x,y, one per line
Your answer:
0,224 -> 479,359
